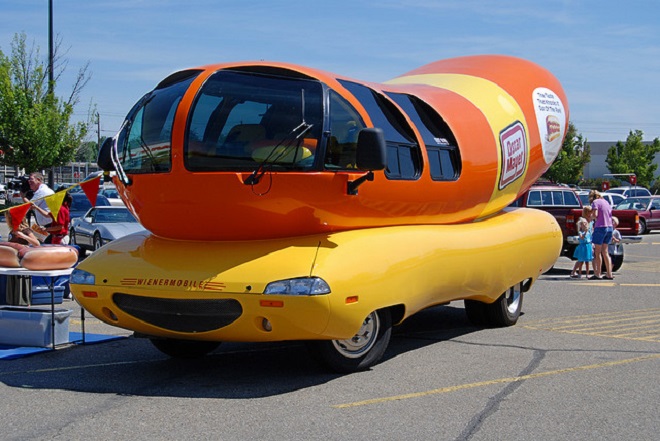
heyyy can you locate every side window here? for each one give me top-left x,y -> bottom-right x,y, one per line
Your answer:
386,92 -> 461,181
552,191 -> 564,205
338,80 -> 421,180
651,199 -> 660,209
324,91 -> 365,169
563,191 -> 580,206
527,190 -> 542,206
541,191 -> 552,205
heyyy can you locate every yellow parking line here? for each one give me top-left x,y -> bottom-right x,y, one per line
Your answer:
620,283 -> 660,287
333,354 -> 660,409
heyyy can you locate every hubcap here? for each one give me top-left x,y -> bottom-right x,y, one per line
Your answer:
505,285 -> 521,314
331,312 -> 380,359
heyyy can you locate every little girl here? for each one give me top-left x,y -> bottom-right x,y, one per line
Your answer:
570,216 -> 594,278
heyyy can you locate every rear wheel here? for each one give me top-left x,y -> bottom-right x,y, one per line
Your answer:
93,233 -> 103,251
610,253 -> 623,272
638,218 -> 647,235
150,338 -> 221,358
465,283 -> 523,327
306,309 -> 392,373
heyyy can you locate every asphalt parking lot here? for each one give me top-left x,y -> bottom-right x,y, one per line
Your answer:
0,228 -> 658,440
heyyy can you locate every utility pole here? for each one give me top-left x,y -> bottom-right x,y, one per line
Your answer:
97,112 -> 101,150
47,0 -> 55,188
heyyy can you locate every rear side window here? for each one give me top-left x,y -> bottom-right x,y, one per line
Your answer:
338,80 -> 421,180
385,92 -> 461,181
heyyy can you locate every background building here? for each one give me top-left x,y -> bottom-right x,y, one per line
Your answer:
581,141 -> 659,182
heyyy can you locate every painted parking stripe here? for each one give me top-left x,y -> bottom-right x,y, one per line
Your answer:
520,308 -> 660,342
333,354 -> 660,409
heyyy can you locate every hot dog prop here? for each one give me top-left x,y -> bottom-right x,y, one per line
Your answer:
100,55 -> 568,241
0,242 -> 78,270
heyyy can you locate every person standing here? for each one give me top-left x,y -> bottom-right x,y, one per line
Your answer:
30,191 -> 72,244
22,172 -> 55,228
589,190 -> 614,280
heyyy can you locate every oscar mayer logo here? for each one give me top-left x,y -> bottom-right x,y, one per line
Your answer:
546,115 -> 561,142
499,121 -> 527,190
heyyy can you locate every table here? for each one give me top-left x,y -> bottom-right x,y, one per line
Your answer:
0,267 -> 82,349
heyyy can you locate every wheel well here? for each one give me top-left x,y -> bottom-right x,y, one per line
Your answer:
521,278 -> 533,292
387,304 -> 406,325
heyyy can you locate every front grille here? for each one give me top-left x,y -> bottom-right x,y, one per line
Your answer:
113,293 -> 242,333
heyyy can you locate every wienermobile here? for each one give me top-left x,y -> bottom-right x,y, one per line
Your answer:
71,55 -> 568,372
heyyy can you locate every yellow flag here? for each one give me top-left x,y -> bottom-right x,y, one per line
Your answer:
45,191 -> 67,221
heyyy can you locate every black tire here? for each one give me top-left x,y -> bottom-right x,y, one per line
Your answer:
610,253 -> 623,272
150,338 -> 221,359
486,284 -> 523,326
93,233 -> 103,251
638,218 -> 647,235
306,309 -> 392,373
464,299 -> 489,326
465,283 -> 523,327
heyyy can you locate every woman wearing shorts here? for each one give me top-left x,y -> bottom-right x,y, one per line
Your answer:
589,190 -> 614,280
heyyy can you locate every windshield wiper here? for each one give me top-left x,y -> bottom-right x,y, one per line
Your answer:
244,121 -> 313,186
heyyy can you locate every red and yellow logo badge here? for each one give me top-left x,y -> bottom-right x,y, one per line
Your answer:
499,121 -> 527,189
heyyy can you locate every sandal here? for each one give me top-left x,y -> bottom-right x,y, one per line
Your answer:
570,274 -> 580,279
588,275 -> 602,280
603,276 -> 614,280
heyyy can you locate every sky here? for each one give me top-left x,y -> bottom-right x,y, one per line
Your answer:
1,0 -> 659,143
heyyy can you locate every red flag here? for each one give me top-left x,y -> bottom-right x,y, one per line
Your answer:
80,176 -> 101,207
8,203 -> 32,228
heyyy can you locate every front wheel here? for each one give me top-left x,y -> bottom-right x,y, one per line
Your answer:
150,338 -> 221,358
306,309 -> 392,373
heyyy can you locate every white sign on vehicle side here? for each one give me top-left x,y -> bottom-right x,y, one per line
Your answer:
533,87 -> 566,164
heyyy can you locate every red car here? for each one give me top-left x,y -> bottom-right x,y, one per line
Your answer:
615,196 -> 660,234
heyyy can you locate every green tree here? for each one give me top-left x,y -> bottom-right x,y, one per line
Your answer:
543,121 -> 590,185
76,139 -> 101,162
606,130 -> 660,188
0,33 -> 93,172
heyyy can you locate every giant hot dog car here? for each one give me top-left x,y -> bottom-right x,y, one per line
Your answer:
71,55 -> 568,372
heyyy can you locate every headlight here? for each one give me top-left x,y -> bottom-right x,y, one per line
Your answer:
264,277 -> 331,295
71,269 -> 96,285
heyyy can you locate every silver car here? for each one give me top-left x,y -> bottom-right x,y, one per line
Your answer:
70,206 -> 146,254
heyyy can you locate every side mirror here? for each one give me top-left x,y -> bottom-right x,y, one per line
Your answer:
348,128 -> 387,195
97,137 -> 116,172
356,128 -> 386,171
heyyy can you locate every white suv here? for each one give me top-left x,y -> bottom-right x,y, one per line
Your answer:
608,186 -> 652,198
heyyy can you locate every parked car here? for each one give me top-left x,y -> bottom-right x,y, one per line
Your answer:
69,193 -> 111,221
98,187 -> 124,206
576,190 -> 626,208
70,206 -> 146,254
607,186 -> 652,198
615,196 -> 660,234
511,182 -> 640,268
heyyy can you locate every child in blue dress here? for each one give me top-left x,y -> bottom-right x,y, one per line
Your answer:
570,217 -> 594,278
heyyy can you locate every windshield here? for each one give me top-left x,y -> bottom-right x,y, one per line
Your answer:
95,208 -> 138,223
616,198 -> 649,210
185,70 -> 323,172
116,71 -> 201,174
